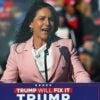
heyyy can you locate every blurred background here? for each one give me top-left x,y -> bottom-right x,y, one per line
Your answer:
0,0 -> 100,82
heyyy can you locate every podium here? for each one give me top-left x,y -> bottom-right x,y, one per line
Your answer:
0,83 -> 99,100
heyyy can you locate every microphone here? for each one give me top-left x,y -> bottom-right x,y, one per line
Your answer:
46,34 -> 52,52
44,34 -> 53,82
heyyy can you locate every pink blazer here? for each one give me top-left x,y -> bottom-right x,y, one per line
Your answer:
1,37 -> 91,83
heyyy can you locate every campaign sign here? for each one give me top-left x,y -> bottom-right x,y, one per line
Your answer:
0,83 -> 99,100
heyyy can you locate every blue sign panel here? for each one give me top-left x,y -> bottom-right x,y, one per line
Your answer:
0,83 -> 99,100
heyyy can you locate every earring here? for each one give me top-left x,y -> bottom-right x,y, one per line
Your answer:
29,25 -> 33,32
30,28 -> 33,32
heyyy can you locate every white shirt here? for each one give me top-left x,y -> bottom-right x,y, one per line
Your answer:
55,27 -> 69,38
32,44 -> 52,80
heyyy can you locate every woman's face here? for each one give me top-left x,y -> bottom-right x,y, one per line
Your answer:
30,7 -> 54,41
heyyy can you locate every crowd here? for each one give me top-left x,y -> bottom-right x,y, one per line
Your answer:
0,0 -> 100,82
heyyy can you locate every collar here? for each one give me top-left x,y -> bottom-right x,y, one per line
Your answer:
23,36 -> 33,51
14,36 -> 33,53
21,36 -> 61,51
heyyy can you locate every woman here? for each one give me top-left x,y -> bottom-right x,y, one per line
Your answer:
0,1 -> 91,83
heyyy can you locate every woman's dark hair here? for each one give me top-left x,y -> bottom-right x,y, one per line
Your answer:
15,1 -> 59,44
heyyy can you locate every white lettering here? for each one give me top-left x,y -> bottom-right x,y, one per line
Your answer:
62,94 -> 70,100
27,94 -> 36,100
49,94 -> 59,100
16,94 -> 25,100
16,93 -> 70,100
44,94 -> 47,100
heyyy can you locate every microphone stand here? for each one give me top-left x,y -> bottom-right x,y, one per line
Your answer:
44,49 -> 49,82
44,35 -> 52,82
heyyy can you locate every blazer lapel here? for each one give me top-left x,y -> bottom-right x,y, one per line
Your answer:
23,37 -> 62,82
48,41 -> 61,81
23,37 -> 45,82
28,50 -> 45,82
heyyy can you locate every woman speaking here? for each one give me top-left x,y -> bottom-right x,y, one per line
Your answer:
1,1 -> 91,83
